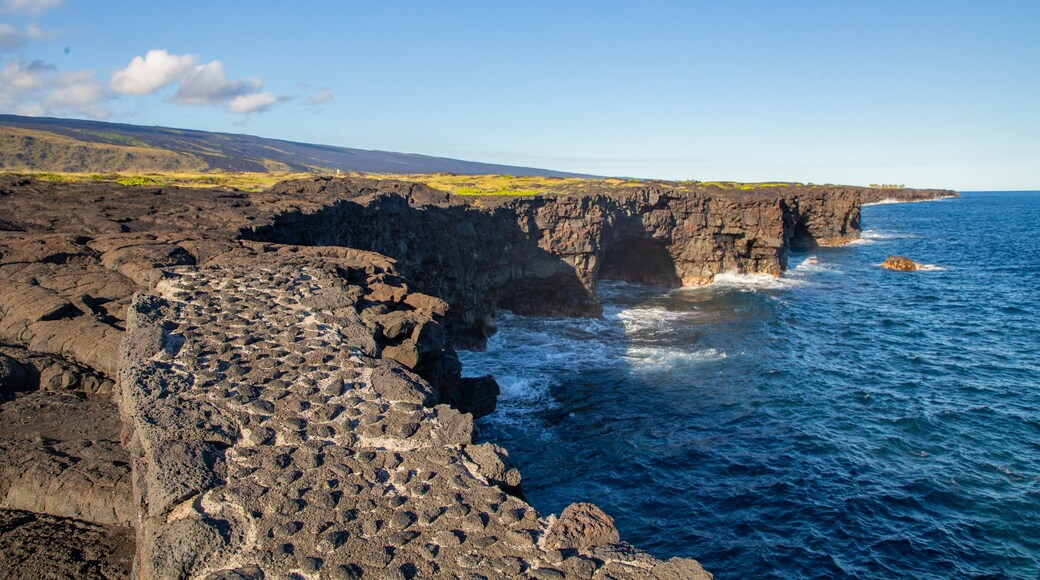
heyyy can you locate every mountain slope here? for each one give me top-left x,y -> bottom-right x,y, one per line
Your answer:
1,126 -> 209,173
0,114 -> 588,177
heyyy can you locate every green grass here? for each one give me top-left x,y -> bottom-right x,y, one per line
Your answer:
1,170 -> 312,191
115,175 -> 161,186
452,186 -> 545,196
4,169 -> 842,198
31,172 -> 79,182
73,130 -> 151,148
693,180 -> 803,190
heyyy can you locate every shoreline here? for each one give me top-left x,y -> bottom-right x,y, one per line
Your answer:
0,176 -> 952,577
862,194 -> 959,206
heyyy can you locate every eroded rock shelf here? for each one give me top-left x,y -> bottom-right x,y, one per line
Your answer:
0,175 -> 954,578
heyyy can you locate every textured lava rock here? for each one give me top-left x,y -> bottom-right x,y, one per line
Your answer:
249,177 -> 953,348
881,255 -> 924,271
117,261 -> 712,578
544,502 -> 621,551
0,175 -> 952,577
0,353 -> 28,394
0,509 -> 133,580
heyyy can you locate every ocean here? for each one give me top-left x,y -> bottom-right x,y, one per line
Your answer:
459,191 -> 1040,579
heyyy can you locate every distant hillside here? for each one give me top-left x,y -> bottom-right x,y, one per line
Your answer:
0,114 -> 588,177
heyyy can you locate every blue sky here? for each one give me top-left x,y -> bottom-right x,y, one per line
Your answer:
1,0 -> 1037,189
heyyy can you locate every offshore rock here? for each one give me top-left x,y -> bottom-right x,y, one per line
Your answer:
881,255 -> 925,271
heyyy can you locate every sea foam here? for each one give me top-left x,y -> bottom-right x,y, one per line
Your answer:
849,229 -> 924,245
624,346 -> 727,372
862,195 -> 958,206
708,272 -> 804,290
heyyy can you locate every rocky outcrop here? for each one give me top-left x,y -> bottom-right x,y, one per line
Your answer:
0,388 -> 132,577
0,438 -> 132,526
1,343 -> 114,395
117,253 -> 709,578
860,187 -> 957,204
248,178 -> 885,348
881,255 -> 925,271
0,509 -> 133,579
0,174 -> 953,578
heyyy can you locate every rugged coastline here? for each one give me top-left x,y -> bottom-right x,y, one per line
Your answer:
248,179 -> 952,349
0,175 -> 953,578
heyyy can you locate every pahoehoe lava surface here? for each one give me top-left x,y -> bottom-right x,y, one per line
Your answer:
0,174 -> 952,577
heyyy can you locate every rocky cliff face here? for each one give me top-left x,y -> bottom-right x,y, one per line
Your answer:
0,174 -> 953,578
247,178 -> 888,348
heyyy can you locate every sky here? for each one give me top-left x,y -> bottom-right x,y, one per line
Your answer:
1,0 -> 1037,190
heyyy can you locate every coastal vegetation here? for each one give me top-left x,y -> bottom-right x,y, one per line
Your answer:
0,169 -> 312,192
1,168 -> 849,197
344,172 -> 816,196
0,118 -> 888,196
681,180 -> 806,190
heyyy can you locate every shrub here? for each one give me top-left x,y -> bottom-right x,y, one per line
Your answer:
116,175 -> 161,186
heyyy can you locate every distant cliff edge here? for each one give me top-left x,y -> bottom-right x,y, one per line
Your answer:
247,178 -> 955,348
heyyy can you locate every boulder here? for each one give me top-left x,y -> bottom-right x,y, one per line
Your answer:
0,354 -> 30,393
544,502 -> 621,551
881,255 -> 923,271
653,557 -> 715,579
464,442 -> 521,489
448,375 -> 500,419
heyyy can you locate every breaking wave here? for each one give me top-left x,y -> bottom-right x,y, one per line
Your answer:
708,271 -> 805,290
863,195 -> 958,206
462,192 -> 1040,579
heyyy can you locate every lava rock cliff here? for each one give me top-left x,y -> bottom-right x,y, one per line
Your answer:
0,175 -> 953,577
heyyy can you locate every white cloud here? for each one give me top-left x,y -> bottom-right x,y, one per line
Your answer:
1,0 -> 60,14
228,91 -> 279,113
0,22 -> 48,52
0,58 -> 51,90
110,49 -> 195,95
174,60 -> 260,105
166,58 -> 280,114
45,70 -> 105,107
4,49 -> 283,118
110,50 -> 282,113
307,88 -> 332,106
12,101 -> 44,115
0,57 -> 108,118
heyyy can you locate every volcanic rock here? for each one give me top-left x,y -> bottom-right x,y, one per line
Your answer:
544,502 -> 621,551
882,255 -> 925,271
0,174 -> 952,577
0,353 -> 29,394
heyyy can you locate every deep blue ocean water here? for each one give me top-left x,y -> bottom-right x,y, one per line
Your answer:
460,191 -> 1040,579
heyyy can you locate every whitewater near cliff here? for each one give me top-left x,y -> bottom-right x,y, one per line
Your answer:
462,191 -> 1040,578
